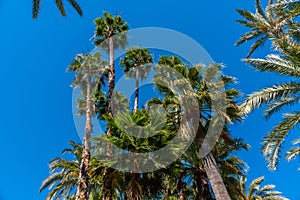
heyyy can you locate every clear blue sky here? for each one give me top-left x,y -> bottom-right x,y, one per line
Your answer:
0,0 -> 299,199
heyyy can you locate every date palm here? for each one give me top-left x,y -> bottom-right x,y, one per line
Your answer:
238,0 -> 300,170
32,0 -> 83,18
236,0 -> 273,58
237,0 -> 300,57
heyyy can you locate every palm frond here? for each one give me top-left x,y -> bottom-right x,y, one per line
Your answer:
285,139 -> 300,164
255,0 -> 266,18
66,0 -> 83,16
262,111 -> 300,170
264,96 -> 300,119
32,0 -> 41,18
247,36 -> 268,58
241,82 -> 300,115
245,54 -> 300,77
248,176 -> 264,197
55,0 -> 66,17
235,31 -> 264,46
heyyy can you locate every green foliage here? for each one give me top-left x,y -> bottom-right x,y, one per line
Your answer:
120,47 -> 153,81
238,0 -> 300,170
40,8 -> 292,200
245,176 -> 289,200
93,11 -> 129,49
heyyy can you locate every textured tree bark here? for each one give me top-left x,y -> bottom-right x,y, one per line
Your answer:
195,123 -> 230,200
134,68 -> 139,113
203,152 -> 231,200
76,76 -> 92,200
194,167 -> 213,200
103,35 -> 114,200
107,36 -> 114,137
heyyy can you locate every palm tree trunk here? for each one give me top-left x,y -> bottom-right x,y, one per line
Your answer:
107,36 -> 115,135
194,167 -> 213,200
103,170 -> 113,200
103,36 -> 114,200
176,174 -> 185,200
203,152 -> 231,200
134,68 -> 139,113
76,76 -> 92,200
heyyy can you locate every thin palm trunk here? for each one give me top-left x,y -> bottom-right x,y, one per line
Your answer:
134,69 -> 139,113
76,76 -> 92,200
107,36 -> 115,134
203,152 -> 231,200
103,36 -> 114,200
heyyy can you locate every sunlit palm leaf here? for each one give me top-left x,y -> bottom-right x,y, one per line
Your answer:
241,82 -> 300,115
262,111 -> 300,170
245,54 -> 300,77
264,96 -> 300,119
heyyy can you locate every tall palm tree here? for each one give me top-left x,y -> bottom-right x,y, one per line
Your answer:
68,53 -> 107,200
93,11 -> 128,128
238,0 -> 300,170
32,0 -> 83,18
120,47 -> 153,113
93,13 -> 128,200
243,176 -> 288,200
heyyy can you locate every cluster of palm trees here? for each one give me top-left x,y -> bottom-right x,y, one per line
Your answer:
39,0 -> 300,199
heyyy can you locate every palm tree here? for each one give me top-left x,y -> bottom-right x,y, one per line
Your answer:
235,0 -> 286,58
153,56 -> 243,199
68,53 -> 107,200
93,11 -> 129,128
243,176 -> 288,200
120,47 -> 153,113
32,0 -> 83,18
40,141 -> 115,200
40,141 -> 81,200
238,0 -> 300,170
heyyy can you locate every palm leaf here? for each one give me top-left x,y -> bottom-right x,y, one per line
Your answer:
285,139 -> 300,163
262,111 -> 300,170
264,96 -> 300,119
248,176 -> 264,197
32,0 -> 41,18
241,82 -> 300,115
66,0 -> 83,16
246,54 -> 300,77
55,0 -> 66,17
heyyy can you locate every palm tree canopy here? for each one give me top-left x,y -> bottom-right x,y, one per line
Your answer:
238,0 -> 300,170
93,11 -> 129,48
120,47 -> 153,78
